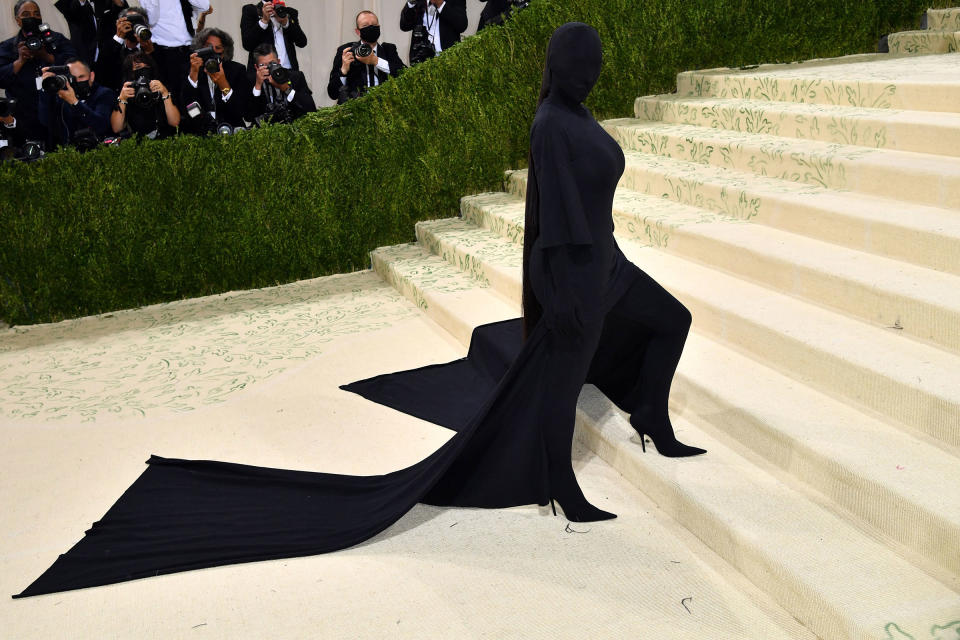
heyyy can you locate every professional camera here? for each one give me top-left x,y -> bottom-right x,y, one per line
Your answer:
267,61 -> 290,85
41,65 -> 73,93
194,46 -> 222,74
409,24 -> 435,65
0,97 -> 16,118
256,100 -> 292,125
72,127 -> 100,152
272,0 -> 289,19
23,21 -> 58,53
19,140 -> 45,162
131,68 -> 160,107
124,12 -> 152,41
351,41 -> 372,59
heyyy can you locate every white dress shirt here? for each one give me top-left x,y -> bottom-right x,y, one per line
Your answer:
407,1 -> 445,53
258,16 -> 291,68
140,0 -> 210,47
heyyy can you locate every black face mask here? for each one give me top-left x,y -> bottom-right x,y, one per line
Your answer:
74,80 -> 92,100
20,17 -> 42,36
545,23 -> 603,105
358,24 -> 380,44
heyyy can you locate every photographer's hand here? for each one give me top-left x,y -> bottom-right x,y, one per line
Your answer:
340,49 -> 355,75
118,82 -> 135,103
149,80 -> 170,99
260,1 -> 275,23
188,52 -> 202,84
58,81 -> 78,106
355,51 -> 379,66
254,64 -> 269,91
14,42 -> 34,74
116,17 -> 131,40
206,63 -> 230,92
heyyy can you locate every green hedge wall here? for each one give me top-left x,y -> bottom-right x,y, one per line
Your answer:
0,0 -> 947,325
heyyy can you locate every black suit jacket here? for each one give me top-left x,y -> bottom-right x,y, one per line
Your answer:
54,0 -> 128,67
399,0 -> 468,57
181,59 -> 251,133
240,3 -> 307,72
96,36 -> 140,93
246,68 -> 315,123
477,0 -> 511,32
326,41 -> 405,103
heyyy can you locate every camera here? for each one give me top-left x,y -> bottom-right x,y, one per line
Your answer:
409,24 -> 435,65
72,127 -> 100,152
124,13 -> 152,41
194,46 -> 222,74
351,41 -> 372,59
0,97 -> 16,118
24,22 -> 57,53
267,61 -> 290,85
272,0 -> 288,19
131,68 -> 160,107
41,65 -> 72,93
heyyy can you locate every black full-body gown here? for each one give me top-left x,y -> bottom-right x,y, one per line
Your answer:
14,23 -> 699,598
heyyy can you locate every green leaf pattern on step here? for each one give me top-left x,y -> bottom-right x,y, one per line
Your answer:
928,8 -> 960,32
882,619 -> 960,640
0,272 -> 417,423
638,97 -> 898,151
889,31 -> 960,55
372,243 -> 491,314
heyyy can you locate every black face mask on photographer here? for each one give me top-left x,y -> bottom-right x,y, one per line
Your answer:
358,24 -> 380,44
74,80 -> 92,100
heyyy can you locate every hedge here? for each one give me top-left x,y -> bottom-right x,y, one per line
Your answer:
0,0 -> 948,325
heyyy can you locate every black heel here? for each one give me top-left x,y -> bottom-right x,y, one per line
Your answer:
630,413 -> 706,458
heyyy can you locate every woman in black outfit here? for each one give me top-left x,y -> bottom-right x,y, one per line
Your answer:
15,23 -> 704,599
110,52 -> 179,139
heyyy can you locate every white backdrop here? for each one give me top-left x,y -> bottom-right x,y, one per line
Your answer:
1,0 -> 491,106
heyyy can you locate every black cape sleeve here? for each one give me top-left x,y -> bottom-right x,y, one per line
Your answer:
529,119 -> 593,249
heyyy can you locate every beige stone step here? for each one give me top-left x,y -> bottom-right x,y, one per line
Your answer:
888,30 -> 960,55
371,238 -> 960,640
603,119 -> 960,210
676,53 -> 960,113
576,389 -> 960,640
633,94 -> 960,157
928,7 -> 960,31
416,217 -> 960,448
507,151 -> 960,278
472,184 -> 960,354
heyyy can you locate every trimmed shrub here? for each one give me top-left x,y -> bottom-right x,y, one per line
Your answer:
0,0 -> 946,325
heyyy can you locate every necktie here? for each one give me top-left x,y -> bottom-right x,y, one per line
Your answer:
179,0 -> 195,36
367,64 -> 375,88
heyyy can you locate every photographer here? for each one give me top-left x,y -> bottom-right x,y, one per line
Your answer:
327,10 -> 405,104
139,0 -> 210,95
0,95 -> 22,160
247,43 -> 314,124
97,6 -> 154,93
0,1 -> 79,142
37,57 -> 114,150
399,0 -> 467,63
181,28 -> 249,135
111,52 -> 178,139
53,0 -> 128,67
240,1 -> 307,74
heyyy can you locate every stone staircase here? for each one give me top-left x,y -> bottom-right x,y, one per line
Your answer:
369,51 -> 960,640
889,7 -> 960,54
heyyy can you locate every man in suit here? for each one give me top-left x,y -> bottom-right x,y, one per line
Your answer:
327,10 -> 405,104
38,57 -> 114,149
240,1 -> 307,74
96,6 -> 154,93
53,0 -> 127,68
181,27 -> 250,134
399,0 -> 467,61
0,0 -> 79,143
247,42 -> 314,124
